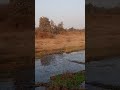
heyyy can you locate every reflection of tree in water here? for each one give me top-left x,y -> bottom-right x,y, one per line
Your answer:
40,55 -> 55,66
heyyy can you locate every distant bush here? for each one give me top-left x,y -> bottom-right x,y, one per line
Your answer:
36,16 -> 84,38
35,30 -> 54,38
38,17 -> 67,34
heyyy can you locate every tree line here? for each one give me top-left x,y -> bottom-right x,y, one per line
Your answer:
36,17 -> 82,34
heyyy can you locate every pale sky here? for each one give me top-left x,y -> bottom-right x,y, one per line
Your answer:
35,0 -> 85,29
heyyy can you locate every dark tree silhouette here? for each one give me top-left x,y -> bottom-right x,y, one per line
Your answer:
39,17 -> 51,32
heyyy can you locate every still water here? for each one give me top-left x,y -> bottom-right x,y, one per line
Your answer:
35,51 -> 85,83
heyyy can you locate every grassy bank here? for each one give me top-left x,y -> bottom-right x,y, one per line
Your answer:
50,71 -> 85,89
36,46 -> 85,58
35,31 -> 85,58
35,71 -> 85,90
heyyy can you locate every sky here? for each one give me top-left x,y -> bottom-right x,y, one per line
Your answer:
35,0 -> 85,29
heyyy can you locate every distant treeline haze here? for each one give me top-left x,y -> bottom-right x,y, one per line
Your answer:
36,17 -> 84,35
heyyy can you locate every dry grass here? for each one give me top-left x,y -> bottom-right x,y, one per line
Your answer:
35,31 -> 85,57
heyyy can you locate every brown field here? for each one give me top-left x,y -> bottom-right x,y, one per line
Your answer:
86,14 -> 120,61
35,31 -> 85,57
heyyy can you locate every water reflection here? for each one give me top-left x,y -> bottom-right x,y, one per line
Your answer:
40,55 -> 55,66
35,51 -> 85,83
